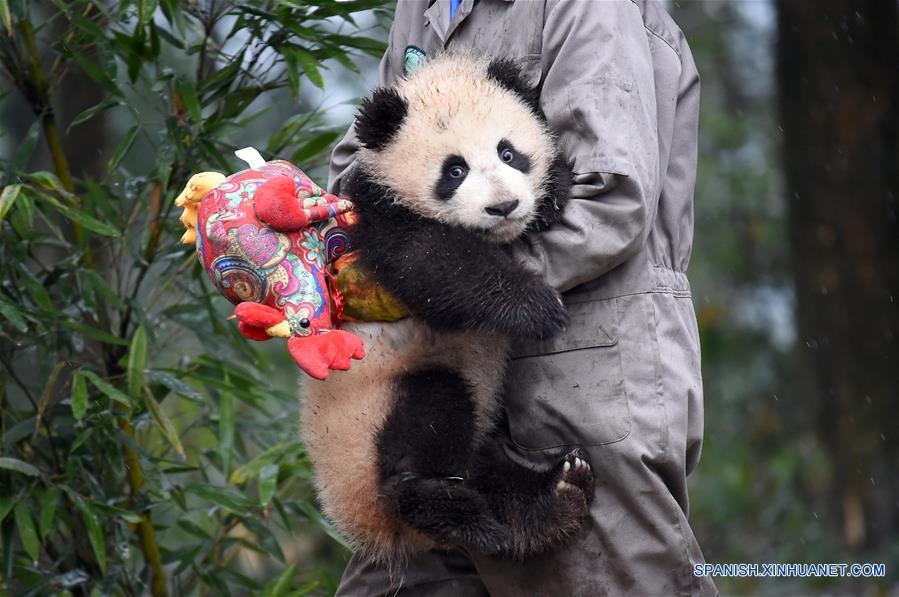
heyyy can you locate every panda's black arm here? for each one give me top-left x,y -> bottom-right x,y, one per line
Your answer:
364,222 -> 567,339
349,190 -> 568,339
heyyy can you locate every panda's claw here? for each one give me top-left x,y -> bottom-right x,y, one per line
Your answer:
517,283 -> 569,339
552,449 -> 594,499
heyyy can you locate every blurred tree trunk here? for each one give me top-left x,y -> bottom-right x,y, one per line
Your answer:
57,70 -> 108,180
777,1 -> 899,550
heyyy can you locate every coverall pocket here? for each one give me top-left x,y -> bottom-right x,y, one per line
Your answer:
504,298 -> 631,451
560,76 -> 638,177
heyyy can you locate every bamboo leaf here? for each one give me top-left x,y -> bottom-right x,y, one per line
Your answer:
138,0 -> 158,25
155,13 -> 184,46
38,488 -> 61,540
107,125 -> 140,171
230,442 -> 302,484
69,49 -> 123,97
91,503 -> 142,524
190,484 -> 253,514
0,458 -> 40,477
33,361 -> 65,440
290,130 -> 341,164
219,391 -> 234,475
70,427 -> 94,452
260,564 -> 296,597
57,320 -> 129,346
28,189 -> 120,237
69,97 -> 120,130
176,519 -> 212,540
257,463 -> 278,507
145,370 -> 202,402
27,171 -> 64,191
328,33 -> 387,56
0,184 -> 21,221
9,189 -> 33,233
17,264 -> 52,310
11,121 -> 40,173
14,503 -> 40,562
2,419 -> 34,447
293,500 -> 349,550
0,496 -> 13,523
176,79 -> 202,122
2,518 -> 11,580
71,372 -> 88,420
77,269 -> 127,311
67,492 -> 106,573
0,300 -> 28,333
63,205 -> 120,236
127,325 -> 147,399
241,517 -> 285,563
80,371 -> 131,408
198,59 -> 241,94
287,47 -> 324,89
144,390 -> 185,458
0,0 -> 10,35
283,49 -> 301,97
82,176 -> 120,228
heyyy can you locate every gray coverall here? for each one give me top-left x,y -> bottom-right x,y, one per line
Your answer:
327,1 -> 716,595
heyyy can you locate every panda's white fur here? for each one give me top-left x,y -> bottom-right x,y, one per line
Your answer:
359,55 -> 556,242
299,54 -> 591,564
302,321 -> 508,561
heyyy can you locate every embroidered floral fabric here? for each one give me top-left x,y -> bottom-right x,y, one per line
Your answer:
195,160 -> 353,337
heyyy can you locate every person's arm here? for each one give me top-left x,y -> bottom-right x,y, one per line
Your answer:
515,0 -> 663,293
328,22 -> 400,195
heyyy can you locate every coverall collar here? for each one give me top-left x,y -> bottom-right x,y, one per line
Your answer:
425,0 -> 515,47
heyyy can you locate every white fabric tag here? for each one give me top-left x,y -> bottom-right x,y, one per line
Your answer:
235,147 -> 266,169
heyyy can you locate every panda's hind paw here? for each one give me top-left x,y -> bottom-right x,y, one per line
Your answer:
552,449 -> 594,500
438,520 -> 512,556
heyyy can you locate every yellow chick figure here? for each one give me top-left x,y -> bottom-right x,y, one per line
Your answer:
174,172 -> 226,244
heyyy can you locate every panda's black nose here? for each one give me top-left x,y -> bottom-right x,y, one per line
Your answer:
485,199 -> 519,217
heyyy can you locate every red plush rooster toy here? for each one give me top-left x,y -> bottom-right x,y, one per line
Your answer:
175,149 -> 366,379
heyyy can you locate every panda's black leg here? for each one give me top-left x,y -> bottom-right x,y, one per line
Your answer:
470,440 -> 594,558
377,367 -> 511,553
382,475 -> 512,555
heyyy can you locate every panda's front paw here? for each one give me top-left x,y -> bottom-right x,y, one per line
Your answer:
534,289 -> 569,339
510,284 -> 568,339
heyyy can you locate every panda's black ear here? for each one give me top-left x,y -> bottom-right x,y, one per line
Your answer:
486,58 -> 541,114
356,88 -> 408,151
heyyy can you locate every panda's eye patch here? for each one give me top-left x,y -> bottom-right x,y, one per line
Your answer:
497,140 -> 530,174
435,155 -> 469,201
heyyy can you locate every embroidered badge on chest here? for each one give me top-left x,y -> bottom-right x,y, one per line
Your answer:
404,46 -> 427,74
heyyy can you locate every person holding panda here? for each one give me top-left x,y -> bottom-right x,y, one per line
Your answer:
327,0 -> 716,595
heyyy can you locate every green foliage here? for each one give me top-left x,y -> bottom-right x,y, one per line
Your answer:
0,0 -> 389,594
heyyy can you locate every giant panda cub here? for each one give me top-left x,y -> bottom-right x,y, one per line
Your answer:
301,54 -> 594,563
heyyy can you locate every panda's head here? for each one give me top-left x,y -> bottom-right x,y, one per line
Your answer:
354,54 -> 565,243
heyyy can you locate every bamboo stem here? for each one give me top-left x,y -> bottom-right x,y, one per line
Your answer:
19,16 -> 167,595
120,417 -> 169,597
20,21 -> 72,192
19,19 -> 92,266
